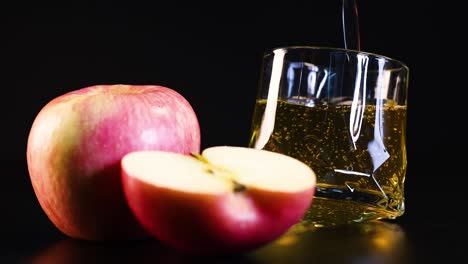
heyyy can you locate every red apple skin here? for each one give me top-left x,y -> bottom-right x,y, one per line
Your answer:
122,173 -> 315,255
26,84 -> 200,240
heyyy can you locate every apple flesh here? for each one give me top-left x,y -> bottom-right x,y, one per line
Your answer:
26,84 -> 200,240
121,146 -> 316,255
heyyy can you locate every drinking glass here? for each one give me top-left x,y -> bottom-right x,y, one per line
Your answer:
248,46 -> 409,227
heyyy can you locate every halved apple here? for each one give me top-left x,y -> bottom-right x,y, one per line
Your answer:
121,146 -> 316,255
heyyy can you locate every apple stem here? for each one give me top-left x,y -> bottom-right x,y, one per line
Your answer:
190,152 -> 247,193
190,153 -> 210,164
233,181 -> 247,193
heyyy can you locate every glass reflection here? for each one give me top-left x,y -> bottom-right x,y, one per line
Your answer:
250,221 -> 411,264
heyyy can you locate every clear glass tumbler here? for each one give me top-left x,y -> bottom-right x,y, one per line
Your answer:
249,46 -> 409,227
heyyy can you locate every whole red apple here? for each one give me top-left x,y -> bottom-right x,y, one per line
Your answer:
26,84 -> 200,240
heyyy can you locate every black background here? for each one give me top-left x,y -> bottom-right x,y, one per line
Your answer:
2,1 -> 453,263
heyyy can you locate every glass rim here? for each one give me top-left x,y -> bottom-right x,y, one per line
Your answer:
267,45 -> 409,71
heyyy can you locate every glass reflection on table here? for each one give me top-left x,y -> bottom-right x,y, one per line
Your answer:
251,221 -> 410,263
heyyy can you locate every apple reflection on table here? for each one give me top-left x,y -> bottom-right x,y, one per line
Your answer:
28,220 -> 410,264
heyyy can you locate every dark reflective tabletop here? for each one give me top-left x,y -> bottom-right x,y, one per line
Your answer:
1,160 -> 461,263
23,222 -> 409,263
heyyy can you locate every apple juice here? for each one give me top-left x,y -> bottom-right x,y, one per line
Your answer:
249,99 -> 407,227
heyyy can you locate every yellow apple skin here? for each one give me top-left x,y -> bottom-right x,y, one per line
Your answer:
122,172 -> 315,255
